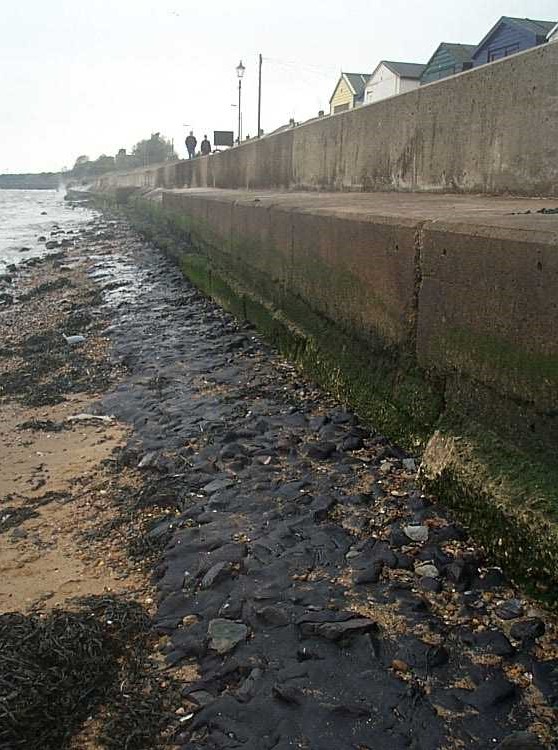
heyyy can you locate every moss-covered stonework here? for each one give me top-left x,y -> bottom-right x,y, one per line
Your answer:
422,425 -> 558,601
99,190 -> 558,603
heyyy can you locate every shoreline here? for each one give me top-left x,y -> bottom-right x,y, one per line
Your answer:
0,215 -> 186,749
0,205 -> 557,748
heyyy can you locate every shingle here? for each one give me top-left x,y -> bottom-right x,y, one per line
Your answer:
381,61 -> 426,79
504,16 -> 556,36
438,43 -> 476,65
343,73 -> 370,96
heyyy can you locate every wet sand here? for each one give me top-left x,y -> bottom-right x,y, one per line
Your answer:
0,208 -> 557,749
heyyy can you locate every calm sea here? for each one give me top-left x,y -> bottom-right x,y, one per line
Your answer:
0,189 -> 91,272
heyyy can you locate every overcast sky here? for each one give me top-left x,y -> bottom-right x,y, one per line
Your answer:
1,0 -> 556,173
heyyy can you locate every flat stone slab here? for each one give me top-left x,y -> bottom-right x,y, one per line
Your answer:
208,619 -> 248,654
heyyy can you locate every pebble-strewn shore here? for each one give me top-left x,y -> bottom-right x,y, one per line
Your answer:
0,208 -> 556,749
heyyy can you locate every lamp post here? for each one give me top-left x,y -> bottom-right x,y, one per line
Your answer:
236,59 -> 245,144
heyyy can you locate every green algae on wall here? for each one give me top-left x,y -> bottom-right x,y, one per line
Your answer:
430,326 -> 558,410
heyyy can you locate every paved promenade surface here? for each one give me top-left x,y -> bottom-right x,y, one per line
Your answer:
96,219 -> 557,750
167,188 -> 558,235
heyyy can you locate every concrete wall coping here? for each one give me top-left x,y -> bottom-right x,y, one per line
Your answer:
162,188 -> 558,241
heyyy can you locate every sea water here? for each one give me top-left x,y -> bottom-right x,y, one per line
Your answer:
0,189 -> 90,272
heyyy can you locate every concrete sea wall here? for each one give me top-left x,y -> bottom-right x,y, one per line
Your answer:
98,42 -> 558,196
104,186 -> 558,598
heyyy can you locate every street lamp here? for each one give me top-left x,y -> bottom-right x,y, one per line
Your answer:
236,60 -> 245,144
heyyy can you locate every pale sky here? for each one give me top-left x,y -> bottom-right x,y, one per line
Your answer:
1,0 -> 556,173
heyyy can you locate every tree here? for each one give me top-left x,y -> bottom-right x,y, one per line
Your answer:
131,132 -> 177,166
93,155 -> 115,173
67,131 -> 178,183
71,155 -> 91,179
69,153 -> 116,182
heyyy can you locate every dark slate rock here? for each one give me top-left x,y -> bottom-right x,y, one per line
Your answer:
510,618 -> 546,642
395,638 -> 449,670
237,667 -> 263,702
219,443 -> 245,459
462,676 -> 516,710
417,546 -> 453,568
392,588 -> 430,613
341,434 -> 364,452
369,541 -> 398,569
475,631 -> 515,657
310,495 -> 337,522
330,410 -> 356,425
446,560 -> 473,587
355,561 -> 384,584
272,684 -> 304,705
201,562 -> 231,589
478,568 -> 507,589
187,689 -> 215,707
389,524 -> 408,548
495,599 -> 524,621
296,610 -> 354,625
169,636 -> 206,659
308,415 -> 328,431
395,552 -> 414,570
256,606 -> 290,627
324,701 -> 371,718
430,524 -> 467,544
305,442 -> 336,460
147,518 -> 175,541
418,577 -> 442,593
318,424 -> 339,442
284,412 -> 306,428
276,479 -> 310,500
277,663 -> 308,682
299,616 -> 377,641
202,478 -> 235,495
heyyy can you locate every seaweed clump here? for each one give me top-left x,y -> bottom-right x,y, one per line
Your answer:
0,595 -> 180,749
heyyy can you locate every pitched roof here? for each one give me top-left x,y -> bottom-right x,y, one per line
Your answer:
343,73 -> 370,96
505,16 -> 556,35
421,42 -> 475,74
475,16 -> 557,53
381,61 -> 426,79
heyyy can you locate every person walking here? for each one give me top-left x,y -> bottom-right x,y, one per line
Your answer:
200,135 -> 212,156
185,131 -> 197,159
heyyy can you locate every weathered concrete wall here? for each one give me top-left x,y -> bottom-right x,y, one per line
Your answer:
98,43 -> 558,196
113,186 -> 558,592
418,222 -> 558,412
157,190 -> 558,423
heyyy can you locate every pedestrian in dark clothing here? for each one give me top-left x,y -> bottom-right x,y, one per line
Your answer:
185,131 -> 197,159
200,135 -> 211,156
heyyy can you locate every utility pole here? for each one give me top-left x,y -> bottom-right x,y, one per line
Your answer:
257,53 -> 262,138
